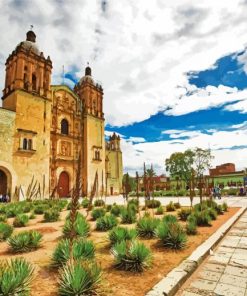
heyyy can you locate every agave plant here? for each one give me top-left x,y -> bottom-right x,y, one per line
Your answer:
63,213 -> 90,238
81,198 -> 90,209
0,222 -> 13,241
178,208 -> 192,221
58,261 -> 102,296
44,208 -> 60,222
186,215 -> 197,235
0,258 -> 34,295
96,214 -> 118,231
136,217 -> 160,239
162,214 -> 178,224
0,214 -> 7,222
166,201 -> 176,212
193,210 -> 212,226
155,206 -> 164,215
110,205 -> 123,217
13,214 -> 29,227
108,226 -> 137,245
120,208 -> 136,224
156,221 -> 187,249
91,208 -> 106,221
111,240 -> 152,272
8,230 -> 42,253
52,238 -> 95,267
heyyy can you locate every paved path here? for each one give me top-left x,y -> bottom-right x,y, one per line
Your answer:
176,209 -> 247,296
104,195 -> 247,208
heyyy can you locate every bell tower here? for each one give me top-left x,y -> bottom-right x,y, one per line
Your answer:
0,29 -> 52,199
74,65 -> 105,196
2,28 -> 52,110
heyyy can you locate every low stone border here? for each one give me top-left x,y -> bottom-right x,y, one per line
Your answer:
146,206 -> 247,296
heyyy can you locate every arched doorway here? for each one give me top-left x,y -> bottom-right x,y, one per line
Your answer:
0,169 -> 7,195
58,171 -> 70,197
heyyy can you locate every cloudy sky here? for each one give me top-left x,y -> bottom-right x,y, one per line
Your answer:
0,0 -> 247,175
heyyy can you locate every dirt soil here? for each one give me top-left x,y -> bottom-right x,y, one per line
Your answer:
0,206 -> 239,296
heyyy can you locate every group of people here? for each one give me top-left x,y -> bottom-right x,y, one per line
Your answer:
0,194 -> 10,203
211,186 -> 221,199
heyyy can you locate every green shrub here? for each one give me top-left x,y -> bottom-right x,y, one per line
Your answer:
57,200 -> 68,210
94,199 -> 105,207
8,230 -> 42,253
91,208 -> 106,221
215,204 -> 224,215
34,205 -> 47,215
81,198 -> 90,208
163,214 -> 178,224
63,213 -> 90,238
146,199 -> 161,209
120,208 -> 136,224
128,199 -> 139,207
136,217 -> 160,238
178,208 -> 192,221
44,208 -> 60,222
0,258 -> 34,295
166,201 -> 176,212
108,226 -> 137,245
186,215 -> 197,235
110,205 -> 122,217
58,261 -> 102,296
66,202 -> 80,211
13,214 -> 29,227
222,202 -> 228,212
96,214 -> 118,231
29,213 -> 36,220
0,214 -> 7,222
0,223 -> 13,241
52,238 -> 95,267
111,240 -> 152,272
227,188 -> 238,196
174,202 -> 181,209
208,208 -> 217,220
156,221 -> 187,249
193,210 -> 212,226
156,206 -> 164,215
106,205 -> 112,212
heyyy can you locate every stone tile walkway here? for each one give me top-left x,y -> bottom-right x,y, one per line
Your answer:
176,210 -> 247,296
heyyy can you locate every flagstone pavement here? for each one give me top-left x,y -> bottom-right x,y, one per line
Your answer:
176,209 -> 247,296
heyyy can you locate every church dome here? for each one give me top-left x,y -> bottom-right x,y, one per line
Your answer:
78,65 -> 94,85
16,30 -> 40,55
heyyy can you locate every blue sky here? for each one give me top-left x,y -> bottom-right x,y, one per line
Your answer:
0,0 -> 247,175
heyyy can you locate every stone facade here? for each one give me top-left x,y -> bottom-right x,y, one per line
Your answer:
0,30 -> 123,199
210,163 -> 236,176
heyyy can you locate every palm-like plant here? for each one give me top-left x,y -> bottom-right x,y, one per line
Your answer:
91,208 -> 105,221
156,221 -> 187,249
111,240 -> 152,272
8,230 -> 42,253
52,238 -> 95,267
13,214 -> 29,227
58,261 -> 102,296
63,213 -> 90,238
0,222 -> 13,241
108,226 -> 137,245
120,207 -> 136,224
0,258 -> 34,295
136,217 -> 160,238
96,214 -> 118,231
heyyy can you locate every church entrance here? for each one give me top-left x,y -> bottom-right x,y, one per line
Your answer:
0,169 -> 8,195
110,186 -> 113,195
58,171 -> 70,198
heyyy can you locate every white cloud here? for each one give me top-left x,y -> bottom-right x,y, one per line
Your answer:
126,137 -> 146,143
0,1 -> 247,125
122,124 -> 247,175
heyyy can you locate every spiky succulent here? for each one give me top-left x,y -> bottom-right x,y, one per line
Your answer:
136,217 -> 160,239
108,226 -> 137,245
63,213 -> 90,238
8,230 -> 42,253
96,214 -> 118,231
0,223 -> 13,241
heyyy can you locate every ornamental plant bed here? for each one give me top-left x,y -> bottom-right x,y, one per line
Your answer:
0,205 -> 239,296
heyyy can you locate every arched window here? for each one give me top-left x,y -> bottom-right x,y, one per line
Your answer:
61,119 -> 69,135
28,139 -> 32,150
23,138 -> 28,150
32,74 -> 36,91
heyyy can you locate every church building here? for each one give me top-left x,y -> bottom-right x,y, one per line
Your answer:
0,29 -> 123,200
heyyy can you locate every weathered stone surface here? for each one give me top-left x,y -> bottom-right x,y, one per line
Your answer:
198,270 -> 222,282
190,279 -> 217,291
208,254 -> 230,265
224,265 -> 247,278
202,263 -> 225,273
214,282 -> 246,296
219,273 -> 247,288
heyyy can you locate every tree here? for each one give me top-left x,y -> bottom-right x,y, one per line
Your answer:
193,148 -> 214,203
165,150 -> 194,189
122,173 -> 131,202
